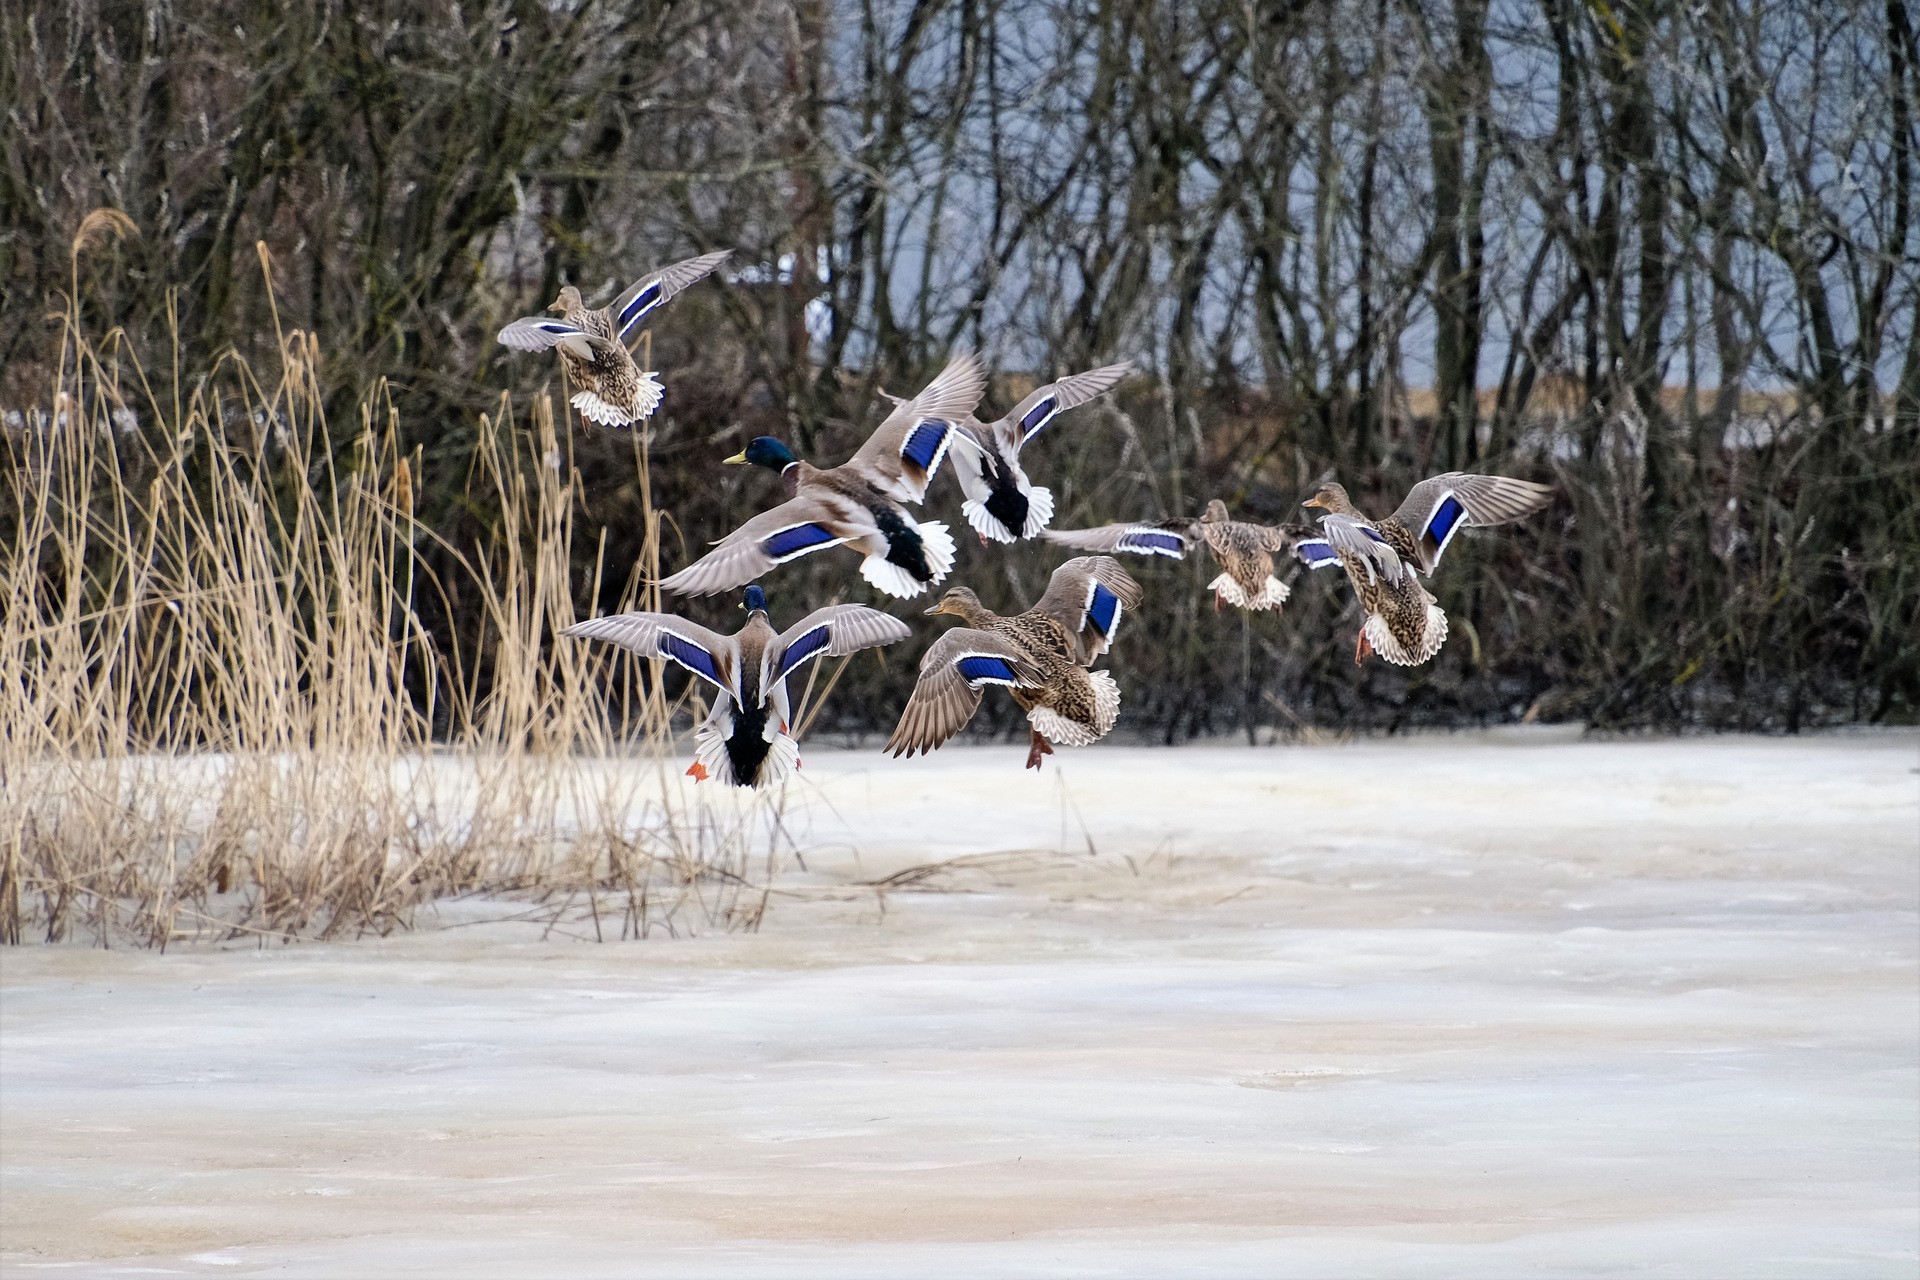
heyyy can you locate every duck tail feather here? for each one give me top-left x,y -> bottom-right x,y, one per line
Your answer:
963,499 -> 1018,543
917,519 -> 956,579
859,555 -> 925,598
1362,605 -> 1448,666
1020,486 -> 1055,538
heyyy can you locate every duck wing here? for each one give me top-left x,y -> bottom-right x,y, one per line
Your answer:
497,317 -> 619,362
846,350 -> 989,503
659,494 -> 866,597
1259,522 -> 1343,570
1040,518 -> 1197,559
609,249 -> 733,340
1316,514 -> 1408,585
1029,555 -> 1143,664
886,628 -> 1044,758
991,361 -> 1132,456
561,612 -> 739,702
772,604 -> 914,683
1387,473 -> 1555,574
765,603 -> 912,730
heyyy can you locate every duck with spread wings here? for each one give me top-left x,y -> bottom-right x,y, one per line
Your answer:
659,352 -> 988,600
1301,473 -> 1554,666
941,361 -> 1133,544
496,250 -> 731,427
563,585 -> 910,788
887,556 -> 1141,770
1044,499 -> 1339,612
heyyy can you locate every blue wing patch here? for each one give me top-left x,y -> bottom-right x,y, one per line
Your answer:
956,655 -> 1020,686
776,624 -> 831,680
1018,395 -> 1060,444
1423,492 -> 1466,566
658,630 -> 723,688
901,419 -> 951,473
1085,582 -> 1121,639
762,522 -> 842,562
1295,538 -> 1339,569
1118,529 -> 1187,558
617,282 -> 664,336
1361,526 -> 1390,544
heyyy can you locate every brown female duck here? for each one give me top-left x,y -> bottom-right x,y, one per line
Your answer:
497,250 -> 731,426
1044,499 -> 1339,611
887,557 -> 1141,768
1302,473 -> 1553,665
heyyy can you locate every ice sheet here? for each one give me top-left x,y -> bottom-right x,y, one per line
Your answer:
3,732 -> 1916,1277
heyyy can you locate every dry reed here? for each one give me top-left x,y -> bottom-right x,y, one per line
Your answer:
0,236 -> 798,948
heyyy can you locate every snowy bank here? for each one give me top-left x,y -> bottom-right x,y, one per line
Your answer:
2,732 -> 1916,1277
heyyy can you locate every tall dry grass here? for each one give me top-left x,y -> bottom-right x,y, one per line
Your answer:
0,229 -> 797,948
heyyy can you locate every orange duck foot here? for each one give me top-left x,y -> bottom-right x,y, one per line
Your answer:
686,761 -> 710,781
1353,629 -> 1373,666
1025,731 -> 1055,770
977,531 -> 991,547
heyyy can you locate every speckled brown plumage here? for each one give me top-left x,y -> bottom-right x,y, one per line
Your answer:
1337,540 -> 1446,666
546,286 -> 662,426
1304,473 -> 1552,666
1044,499 -> 1326,613
1194,500 -> 1325,611
496,251 -> 729,427
887,558 -> 1139,768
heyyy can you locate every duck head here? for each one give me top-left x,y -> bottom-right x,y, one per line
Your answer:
1201,498 -> 1231,523
548,285 -> 584,314
725,437 -> 800,473
1302,481 -> 1355,515
925,585 -> 983,619
741,584 -> 769,615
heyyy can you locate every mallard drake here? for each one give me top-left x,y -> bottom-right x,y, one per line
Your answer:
496,249 -> 731,427
563,584 -> 909,788
934,361 -> 1132,544
1044,499 -> 1339,612
887,556 -> 1142,769
1302,472 -> 1554,666
659,352 -> 987,599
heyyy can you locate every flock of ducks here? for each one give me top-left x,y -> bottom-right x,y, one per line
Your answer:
498,253 -> 1555,788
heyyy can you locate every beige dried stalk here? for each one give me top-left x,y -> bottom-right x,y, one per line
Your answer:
0,232 -> 800,947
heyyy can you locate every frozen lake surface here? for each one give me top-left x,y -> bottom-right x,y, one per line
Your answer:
4,732 -> 1917,1277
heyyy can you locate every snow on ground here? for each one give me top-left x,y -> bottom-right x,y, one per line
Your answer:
2,731 -> 1916,1278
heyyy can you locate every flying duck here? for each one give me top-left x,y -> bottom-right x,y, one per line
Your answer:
659,352 -> 988,599
940,361 -> 1133,544
887,556 -> 1141,769
1044,499 -> 1339,611
563,585 -> 910,787
1302,472 -> 1554,665
496,249 -> 731,426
